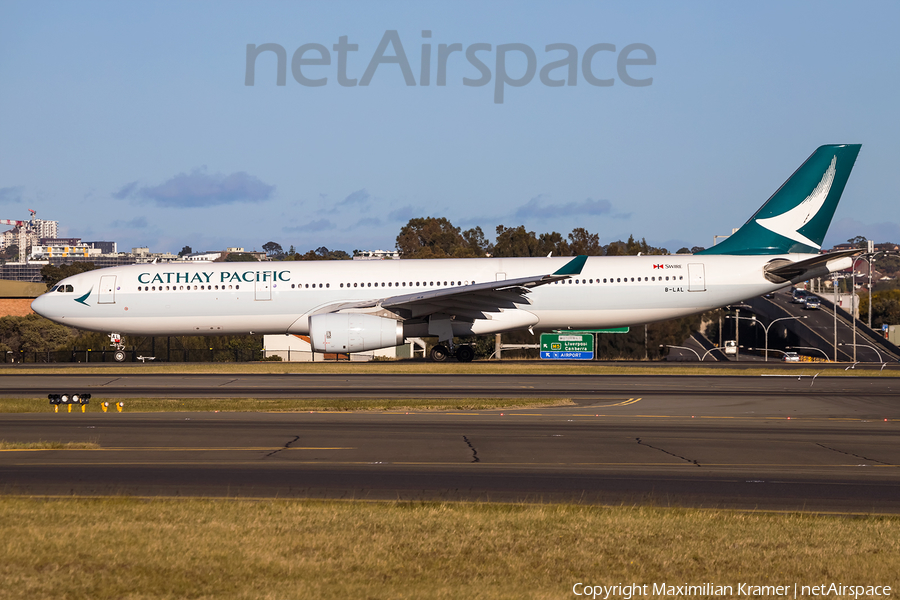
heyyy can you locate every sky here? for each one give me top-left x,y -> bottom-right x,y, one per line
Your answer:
2,1 -> 899,255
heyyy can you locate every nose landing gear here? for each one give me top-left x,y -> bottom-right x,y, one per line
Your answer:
109,333 -> 127,362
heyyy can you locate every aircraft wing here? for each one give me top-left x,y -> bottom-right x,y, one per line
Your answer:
310,255 -> 587,321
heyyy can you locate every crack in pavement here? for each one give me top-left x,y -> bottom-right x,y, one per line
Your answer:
265,435 -> 300,458
636,437 -> 700,467
816,443 -> 895,466
462,435 -> 480,463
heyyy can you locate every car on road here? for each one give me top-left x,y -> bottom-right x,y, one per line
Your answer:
782,351 -> 801,362
791,289 -> 810,304
724,340 -> 737,355
803,296 -> 820,310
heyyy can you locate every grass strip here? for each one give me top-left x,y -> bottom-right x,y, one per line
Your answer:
0,497 -> 897,600
2,362 -> 898,376
0,397 -> 573,413
0,440 -> 100,450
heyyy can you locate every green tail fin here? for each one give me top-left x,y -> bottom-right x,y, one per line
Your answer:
697,144 -> 861,255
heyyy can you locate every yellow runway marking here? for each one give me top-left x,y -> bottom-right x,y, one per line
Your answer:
587,397 -> 642,408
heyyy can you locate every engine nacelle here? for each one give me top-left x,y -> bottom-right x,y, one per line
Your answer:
308,313 -> 404,353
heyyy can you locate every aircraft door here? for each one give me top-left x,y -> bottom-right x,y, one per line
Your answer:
255,279 -> 271,301
687,263 -> 706,292
98,275 -> 116,304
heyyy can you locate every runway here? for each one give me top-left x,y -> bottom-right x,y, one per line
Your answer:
2,371 -> 899,399
1,373 -> 898,512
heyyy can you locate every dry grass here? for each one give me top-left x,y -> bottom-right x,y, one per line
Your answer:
0,397 -> 573,414
0,440 -> 100,450
0,497 -> 897,599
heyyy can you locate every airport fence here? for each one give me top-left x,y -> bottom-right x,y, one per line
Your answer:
3,348 -> 265,364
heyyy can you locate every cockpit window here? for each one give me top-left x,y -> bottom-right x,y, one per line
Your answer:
55,284 -> 74,293
49,285 -> 59,292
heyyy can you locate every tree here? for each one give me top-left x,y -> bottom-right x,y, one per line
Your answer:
396,217 -> 484,258
605,235 -> 668,257
178,245 -> 193,257
262,241 -> 284,258
224,253 -> 258,262
858,289 -> 900,328
0,314 -> 74,353
537,231 -> 570,257
567,228 -> 601,255
41,262 -> 98,287
295,247 -> 351,261
493,225 -> 541,257
847,235 -> 868,248
1,244 -> 19,261
462,226 -> 492,256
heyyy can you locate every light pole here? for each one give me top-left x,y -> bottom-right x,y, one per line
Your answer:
701,347 -> 728,361
755,315 -> 808,361
659,344 -> 701,361
839,342 -> 884,363
861,250 -> 897,329
787,346 -> 830,361
725,313 -> 758,361
832,272 -> 839,362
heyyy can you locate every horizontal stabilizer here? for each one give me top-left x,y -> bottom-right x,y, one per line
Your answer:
763,249 -> 859,284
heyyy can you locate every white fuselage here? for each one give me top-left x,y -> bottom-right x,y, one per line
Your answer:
31,254 -> 794,339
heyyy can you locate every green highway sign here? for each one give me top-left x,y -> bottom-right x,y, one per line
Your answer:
540,333 -> 594,360
563,328 -> 630,334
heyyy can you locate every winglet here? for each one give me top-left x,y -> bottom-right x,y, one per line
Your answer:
553,255 -> 588,276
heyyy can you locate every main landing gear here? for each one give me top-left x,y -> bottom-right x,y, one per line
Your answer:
430,343 -> 475,363
427,315 -> 474,362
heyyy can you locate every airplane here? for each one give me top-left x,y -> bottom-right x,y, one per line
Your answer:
33,144 -> 862,362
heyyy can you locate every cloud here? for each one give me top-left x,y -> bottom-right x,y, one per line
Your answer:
115,168 -> 275,207
514,196 -> 616,220
284,219 -> 336,233
0,186 -> 23,204
339,189 -> 371,206
387,205 -> 419,221
353,217 -> 382,228
110,216 -> 148,229
112,181 -> 138,200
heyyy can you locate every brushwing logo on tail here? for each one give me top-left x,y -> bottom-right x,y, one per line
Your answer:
755,155 -> 837,250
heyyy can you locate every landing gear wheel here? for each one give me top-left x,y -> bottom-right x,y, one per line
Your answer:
114,350 -> 126,362
430,345 -> 449,362
456,345 -> 475,363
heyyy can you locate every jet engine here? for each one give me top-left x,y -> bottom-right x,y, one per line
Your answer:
308,313 -> 404,353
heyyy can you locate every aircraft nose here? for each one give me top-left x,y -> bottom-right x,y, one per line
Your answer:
31,294 -> 52,319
